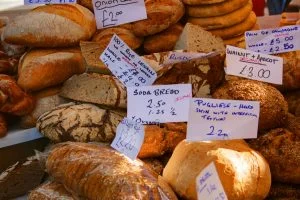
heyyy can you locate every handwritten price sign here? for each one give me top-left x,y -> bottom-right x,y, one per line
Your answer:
24,0 -> 76,4
245,25 -> 300,54
100,34 -> 157,87
92,0 -> 147,29
187,98 -> 260,141
196,162 -> 228,200
226,45 -> 283,85
111,117 -> 144,160
127,84 -> 192,124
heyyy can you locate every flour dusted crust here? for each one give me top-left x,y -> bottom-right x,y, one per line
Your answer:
3,4 -> 96,47
187,0 -> 248,17
188,0 -> 253,30
183,0 -> 227,5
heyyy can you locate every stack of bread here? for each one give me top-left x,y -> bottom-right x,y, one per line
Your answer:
184,0 -> 258,48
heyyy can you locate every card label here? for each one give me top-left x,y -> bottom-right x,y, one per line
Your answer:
226,45 -> 283,85
163,51 -> 219,65
196,162 -> 228,200
187,98 -> 259,141
100,34 -> 157,87
92,0 -> 147,29
111,117 -> 144,160
24,0 -> 76,4
245,25 -> 300,54
127,84 -> 192,124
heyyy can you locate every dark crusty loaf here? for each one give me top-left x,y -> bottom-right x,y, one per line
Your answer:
60,73 -> 127,108
285,91 -> 300,117
46,142 -> 178,200
36,102 -> 125,143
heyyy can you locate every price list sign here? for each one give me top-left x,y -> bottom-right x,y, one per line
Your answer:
226,45 -> 283,85
24,0 -> 76,4
245,25 -> 300,54
100,34 -> 157,87
92,0 -> 147,29
127,84 -> 192,124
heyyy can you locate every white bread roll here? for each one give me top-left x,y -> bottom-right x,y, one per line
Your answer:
163,140 -> 271,200
2,4 -> 96,47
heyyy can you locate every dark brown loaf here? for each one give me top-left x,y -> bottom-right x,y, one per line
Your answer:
285,91 -> 300,117
2,4 -> 96,47
46,142 -> 178,200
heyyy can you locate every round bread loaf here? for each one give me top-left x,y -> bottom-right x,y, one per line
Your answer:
92,27 -> 143,50
187,0 -> 248,17
210,11 -> 257,39
163,140 -> 271,200
183,0 -> 227,5
212,80 -> 288,131
130,0 -> 184,37
143,23 -> 183,54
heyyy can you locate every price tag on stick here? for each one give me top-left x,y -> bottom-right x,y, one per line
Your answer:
127,84 -> 192,124
92,0 -> 147,29
196,162 -> 228,200
226,45 -> 283,85
111,117 -> 144,160
24,0 -> 76,5
187,98 -> 260,141
245,25 -> 300,54
100,34 -> 157,87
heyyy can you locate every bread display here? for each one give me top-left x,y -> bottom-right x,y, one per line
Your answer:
143,23 -> 183,54
163,140 -> 271,200
2,4 -> 96,47
37,103 -> 125,143
18,48 -> 85,92
46,142 -> 178,200
285,90 -> 300,117
212,80 -> 288,131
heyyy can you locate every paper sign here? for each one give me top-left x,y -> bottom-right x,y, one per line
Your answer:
226,45 -> 283,85
245,25 -> 300,54
24,0 -> 76,4
127,84 -> 192,124
187,98 -> 259,141
92,0 -> 147,29
163,51 -> 219,65
111,117 -> 144,160
196,162 -> 228,200
100,34 -> 157,87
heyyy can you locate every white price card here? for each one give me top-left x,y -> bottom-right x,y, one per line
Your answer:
127,84 -> 192,124
196,162 -> 228,200
24,0 -> 76,4
226,45 -> 283,85
100,34 -> 157,87
187,98 -> 260,141
92,0 -> 147,29
245,25 -> 300,54
111,117 -> 144,160
163,51 -> 219,65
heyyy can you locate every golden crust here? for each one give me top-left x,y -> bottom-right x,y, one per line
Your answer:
183,0 -> 226,6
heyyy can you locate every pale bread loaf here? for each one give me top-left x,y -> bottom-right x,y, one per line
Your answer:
60,73 -> 127,108
3,4 -> 96,47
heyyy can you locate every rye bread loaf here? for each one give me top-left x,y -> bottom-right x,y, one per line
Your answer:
2,4 -> 96,47
37,103 -> 125,143
60,73 -> 127,108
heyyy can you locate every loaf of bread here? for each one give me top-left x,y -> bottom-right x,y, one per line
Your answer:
143,23 -> 183,54
46,142 -> 178,200
2,4 -> 96,47
163,140 -> 271,200
183,0 -> 226,5
213,80 -> 288,131
142,158 -> 164,175
0,75 -> 35,116
285,91 -> 300,117
20,87 -> 67,128
77,0 -> 93,11
60,73 -> 127,108
18,48 -> 85,92
0,113 -> 7,138
37,102 -> 125,143
29,181 -> 75,200
0,49 -> 19,74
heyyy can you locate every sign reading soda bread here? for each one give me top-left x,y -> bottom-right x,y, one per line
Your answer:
100,34 -> 157,87
187,98 -> 260,141
24,0 -> 76,5
127,84 -> 192,124
92,0 -> 147,29
245,25 -> 300,54
226,45 -> 283,85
